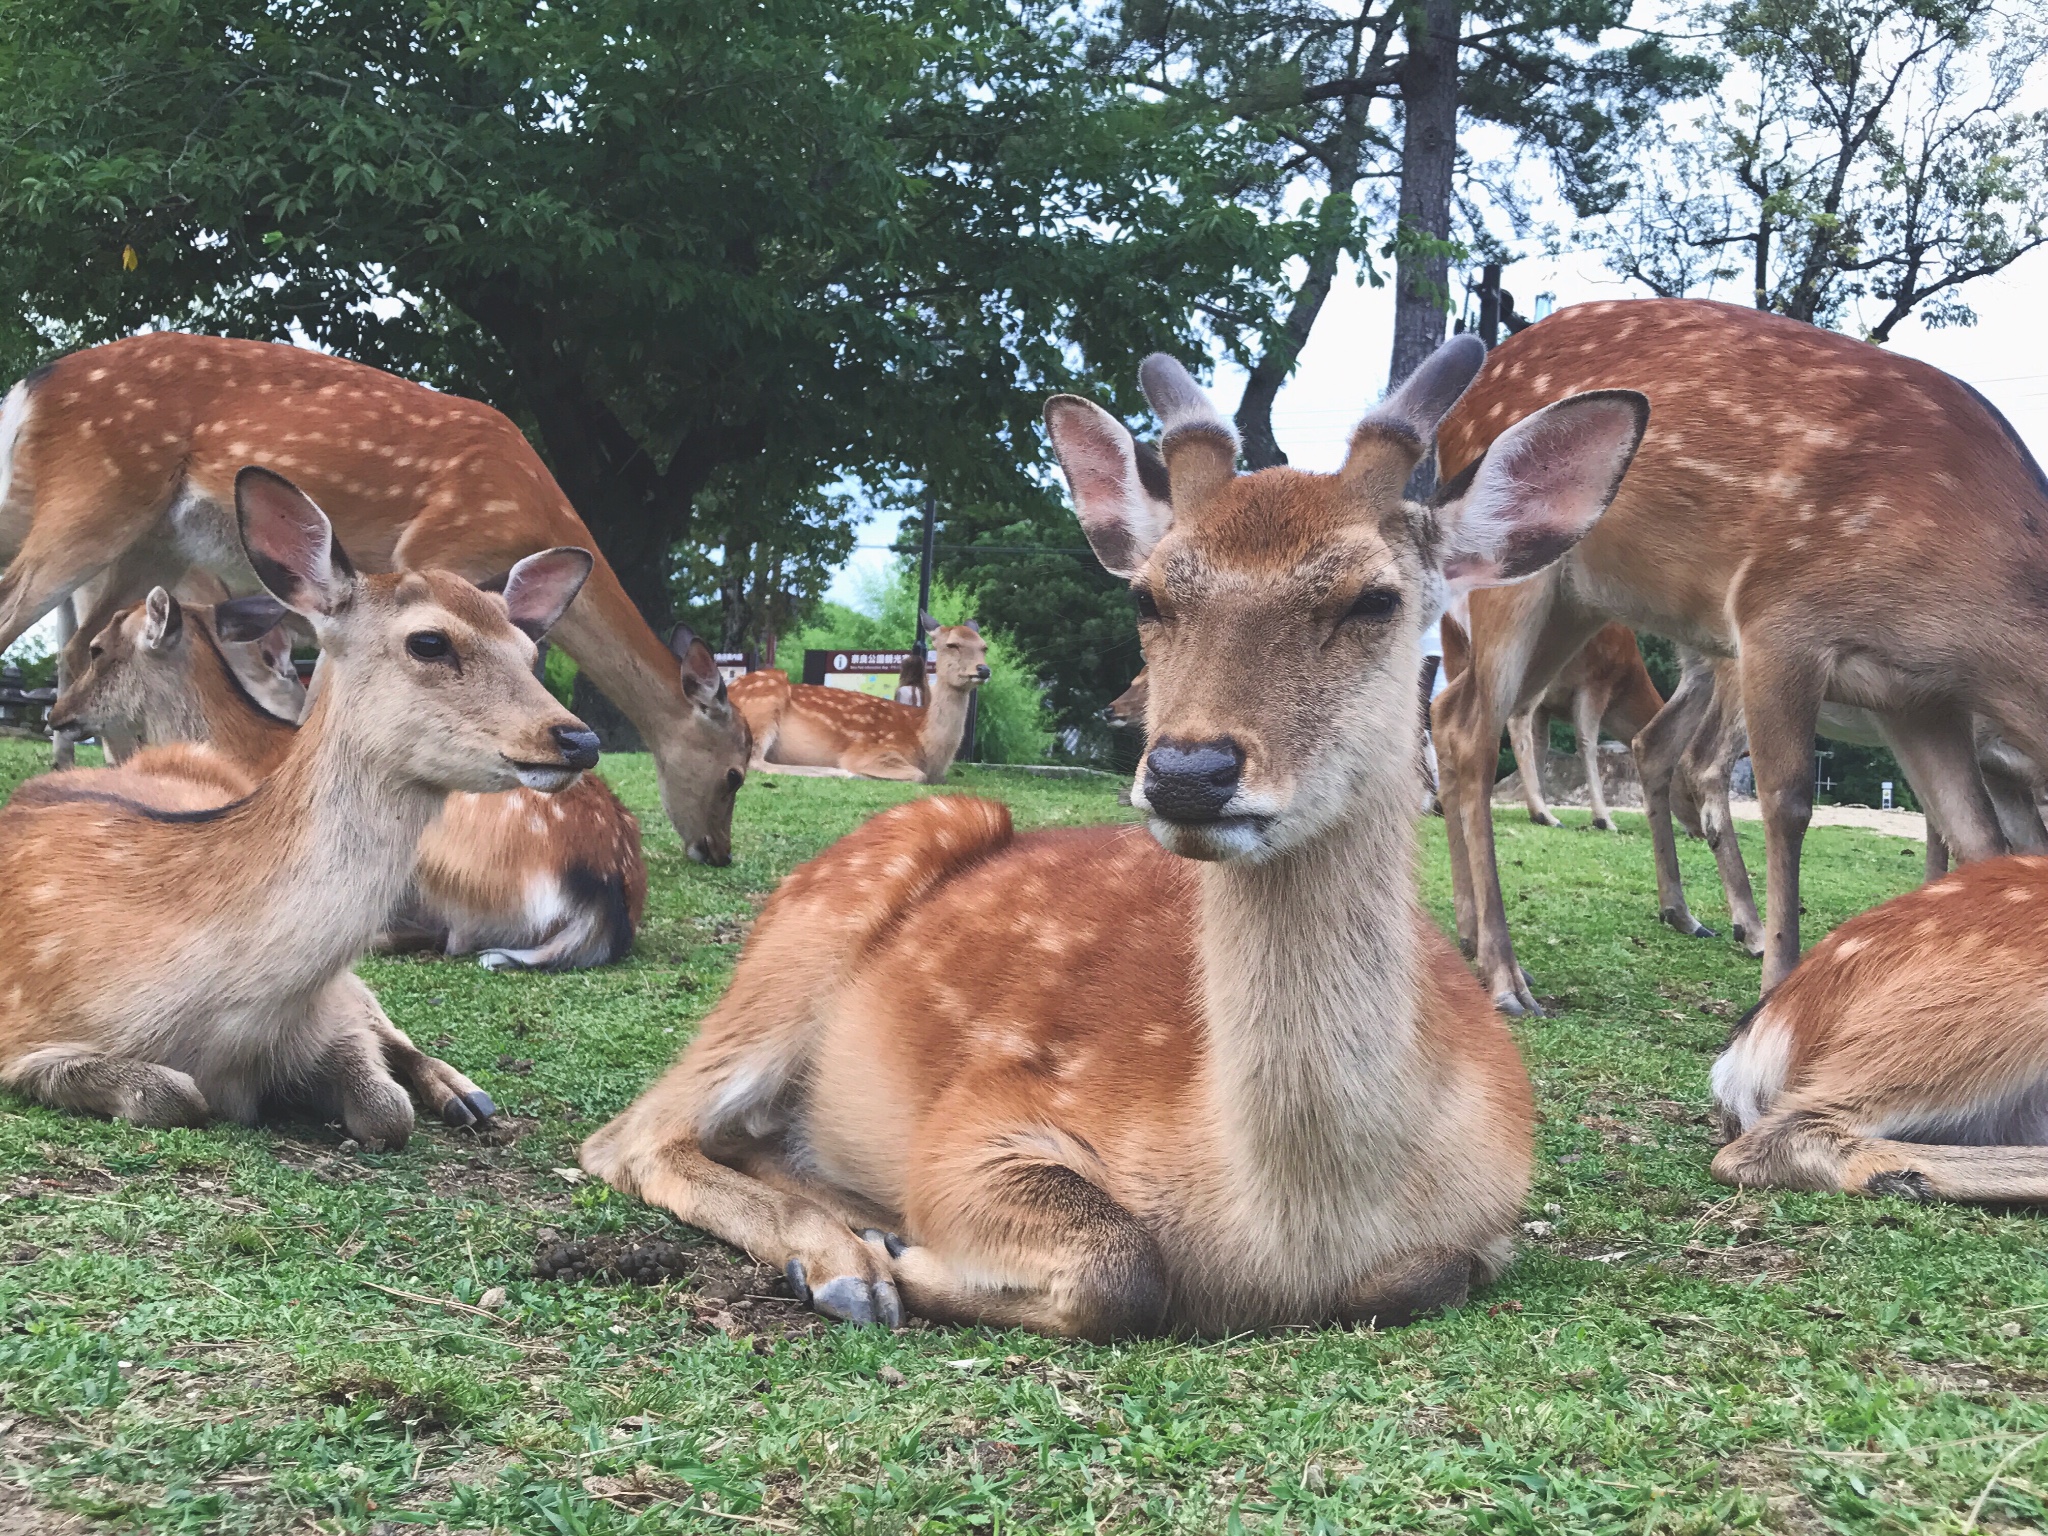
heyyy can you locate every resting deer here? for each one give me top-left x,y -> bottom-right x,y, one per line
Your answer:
1634,650 -> 2048,956
580,338 -> 1649,1337
0,332 -> 747,861
51,586 -> 647,973
1432,298 -> 2048,1014
726,617 -> 989,782
1710,854 -> 2048,1202
1440,612 -> 1662,832
0,467 -> 597,1141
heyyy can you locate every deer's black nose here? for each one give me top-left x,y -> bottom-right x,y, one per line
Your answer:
974,664 -> 991,682
552,724 -> 601,771
1144,738 -> 1243,822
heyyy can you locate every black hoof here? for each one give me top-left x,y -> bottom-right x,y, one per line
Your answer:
462,1089 -> 497,1122
1694,924 -> 1719,939
812,1275 -> 881,1324
440,1096 -> 478,1128
860,1227 -> 908,1258
784,1259 -> 810,1304
1864,1169 -> 1937,1203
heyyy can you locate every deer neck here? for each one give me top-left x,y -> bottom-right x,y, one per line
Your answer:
219,683 -> 446,989
916,675 -> 974,777
1193,754 -> 1427,1231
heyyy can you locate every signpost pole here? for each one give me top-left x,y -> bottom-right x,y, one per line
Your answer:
916,481 -> 937,633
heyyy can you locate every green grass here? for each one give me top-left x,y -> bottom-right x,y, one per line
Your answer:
2,736 -> 2045,1534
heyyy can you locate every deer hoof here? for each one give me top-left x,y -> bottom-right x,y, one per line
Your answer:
810,1274 -> 893,1326
441,1095 -> 478,1128
784,1259 -> 811,1304
860,1228 -> 908,1258
1863,1168 -> 1936,1203
462,1089 -> 497,1122
1592,817 -> 1613,831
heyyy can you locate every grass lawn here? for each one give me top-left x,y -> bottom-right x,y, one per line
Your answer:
2,735 -> 2045,1534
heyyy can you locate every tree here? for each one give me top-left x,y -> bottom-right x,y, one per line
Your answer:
1602,0 -> 2048,339
0,0 -> 1296,735
1089,0 -> 1712,457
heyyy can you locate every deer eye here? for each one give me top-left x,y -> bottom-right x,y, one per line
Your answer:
406,631 -> 453,661
725,767 -> 745,794
88,643 -> 104,660
1346,587 -> 1401,623
1132,587 -> 1162,622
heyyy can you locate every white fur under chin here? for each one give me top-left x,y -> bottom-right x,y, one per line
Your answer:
1148,816 -> 1274,862
515,764 -> 579,793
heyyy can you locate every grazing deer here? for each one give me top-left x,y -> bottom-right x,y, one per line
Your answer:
1431,298 -> 2048,1014
0,332 -> 747,862
1439,612 -> 1662,832
0,468 -> 597,1141
580,338 -> 1649,1337
726,617 -> 989,782
1709,854 -> 2048,1202
1633,651 -> 2048,956
52,588 -> 647,973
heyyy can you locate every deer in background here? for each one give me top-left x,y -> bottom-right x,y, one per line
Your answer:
726,616 -> 989,782
0,332 -> 747,862
1710,853 -> 2048,1202
1431,299 -> 2048,1014
1633,650 -> 2048,957
1439,611 -> 1663,832
53,586 -> 648,973
0,469 -> 596,1141
580,338 -> 1649,1337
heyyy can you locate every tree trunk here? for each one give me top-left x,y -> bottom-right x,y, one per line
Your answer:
1388,0 -> 1461,397
719,528 -> 753,653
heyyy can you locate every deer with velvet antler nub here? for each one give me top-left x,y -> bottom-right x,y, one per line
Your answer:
579,338 -> 1649,1337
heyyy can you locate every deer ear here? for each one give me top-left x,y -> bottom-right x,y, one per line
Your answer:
920,610 -> 938,636
236,467 -> 357,616
1045,395 -> 1175,580
502,547 -> 594,640
964,619 -> 980,635
141,588 -> 182,652
212,593 -> 291,643
1435,390 -> 1648,592
669,623 -> 726,705
1352,334 -> 1488,456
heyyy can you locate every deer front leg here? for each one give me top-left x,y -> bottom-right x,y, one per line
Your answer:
0,1045 -> 209,1128
582,1125 -> 905,1326
1506,710 -> 1561,826
1632,678 -> 1716,940
1738,650 -> 1823,991
887,1115 -> 1168,1341
1339,1248 -> 1479,1329
316,976 -> 495,1142
1573,689 -> 1615,830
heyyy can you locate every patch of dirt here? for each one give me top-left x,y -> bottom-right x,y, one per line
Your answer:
1714,1449 -> 1829,1533
1666,1239 -> 1807,1284
1577,1115 -> 1663,1149
0,1420 -> 97,1536
1900,1359 -> 2048,1399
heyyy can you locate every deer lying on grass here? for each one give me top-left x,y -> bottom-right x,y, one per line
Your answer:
52,586 -> 647,973
1710,854 -> 2048,1201
1432,299 -> 2048,1014
725,617 -> 989,782
1440,613 -> 1661,832
0,332 -> 747,862
581,338 -> 1649,1337
0,468 -> 597,1140
1632,650 -> 2048,955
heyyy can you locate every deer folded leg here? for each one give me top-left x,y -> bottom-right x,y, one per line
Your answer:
891,1153 -> 1169,1342
1712,1108 -> 2048,1202
1339,1247 -> 1477,1329
592,1129 -> 903,1326
0,1045 -> 210,1128
321,976 -> 494,1136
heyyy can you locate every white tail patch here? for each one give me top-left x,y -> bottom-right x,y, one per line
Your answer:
0,381 -> 32,520
1709,1012 -> 1792,1132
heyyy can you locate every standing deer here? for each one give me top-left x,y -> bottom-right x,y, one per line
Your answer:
579,338 -> 1649,1337
0,332 -> 747,862
1710,853 -> 2048,1202
1439,612 -> 1663,831
1431,299 -> 2048,1014
51,587 -> 648,973
726,618 -> 989,782
0,468 -> 596,1141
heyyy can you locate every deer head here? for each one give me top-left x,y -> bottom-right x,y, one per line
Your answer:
1045,338 -> 1647,862
664,624 -> 749,862
920,613 -> 990,693
236,466 -> 600,795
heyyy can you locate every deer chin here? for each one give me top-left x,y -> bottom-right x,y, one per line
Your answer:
507,759 -> 583,793
1147,813 -> 1276,862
